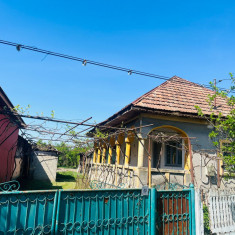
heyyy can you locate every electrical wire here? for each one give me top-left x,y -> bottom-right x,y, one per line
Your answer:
0,39 -> 232,92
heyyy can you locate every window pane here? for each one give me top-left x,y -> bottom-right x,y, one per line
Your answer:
165,141 -> 182,167
166,144 -> 172,165
177,149 -> 182,165
153,142 -> 162,168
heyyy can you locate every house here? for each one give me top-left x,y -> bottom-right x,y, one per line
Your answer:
87,76 -> 231,189
0,87 -> 25,183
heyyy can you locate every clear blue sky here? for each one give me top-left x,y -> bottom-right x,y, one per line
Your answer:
0,0 -> 234,125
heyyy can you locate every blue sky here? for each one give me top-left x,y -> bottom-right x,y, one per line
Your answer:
0,0 -> 234,125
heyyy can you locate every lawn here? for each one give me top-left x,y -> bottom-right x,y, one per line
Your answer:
20,171 -> 89,191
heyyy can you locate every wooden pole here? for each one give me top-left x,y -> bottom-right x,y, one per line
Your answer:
147,136 -> 152,187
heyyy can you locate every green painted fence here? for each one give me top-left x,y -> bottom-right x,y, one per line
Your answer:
0,186 -> 195,234
0,190 -> 58,234
156,187 -> 195,235
56,189 -> 153,234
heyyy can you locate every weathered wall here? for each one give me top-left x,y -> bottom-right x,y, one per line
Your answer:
0,114 -> 19,183
12,158 -> 22,179
88,164 -> 140,188
30,151 -> 58,182
141,116 -> 215,151
129,138 -> 138,166
12,137 -> 32,180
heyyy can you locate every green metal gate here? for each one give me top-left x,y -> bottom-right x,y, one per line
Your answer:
0,187 -> 154,234
0,182 -> 195,234
155,185 -> 195,235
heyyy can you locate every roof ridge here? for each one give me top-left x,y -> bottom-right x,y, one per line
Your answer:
132,79 -> 169,105
132,76 -> 212,105
170,76 -> 215,93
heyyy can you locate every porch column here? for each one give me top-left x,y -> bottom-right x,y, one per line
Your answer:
137,134 -> 145,167
108,137 -> 115,165
97,146 -> 101,163
108,147 -> 112,164
93,148 -> 97,163
125,137 -> 131,167
102,144 -> 106,164
115,141 -> 121,165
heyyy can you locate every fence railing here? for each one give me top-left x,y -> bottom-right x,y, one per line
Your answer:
209,189 -> 235,234
0,190 -> 58,234
0,188 -> 154,234
0,184 -> 196,234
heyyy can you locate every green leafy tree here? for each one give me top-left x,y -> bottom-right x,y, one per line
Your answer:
56,141 -> 92,168
195,73 -> 235,176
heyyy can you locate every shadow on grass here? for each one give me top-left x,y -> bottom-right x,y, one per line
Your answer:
19,179 -> 63,191
56,172 -> 77,182
19,172 -> 85,190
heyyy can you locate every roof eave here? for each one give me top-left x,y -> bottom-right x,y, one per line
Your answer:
0,87 -> 25,127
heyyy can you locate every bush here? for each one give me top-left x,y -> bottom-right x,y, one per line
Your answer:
203,204 -> 211,234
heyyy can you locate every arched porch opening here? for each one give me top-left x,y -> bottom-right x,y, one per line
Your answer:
147,125 -> 191,171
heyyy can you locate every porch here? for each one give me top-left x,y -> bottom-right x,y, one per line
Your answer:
90,125 -> 193,188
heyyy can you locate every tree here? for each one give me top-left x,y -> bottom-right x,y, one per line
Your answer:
195,73 -> 235,176
56,141 -> 92,168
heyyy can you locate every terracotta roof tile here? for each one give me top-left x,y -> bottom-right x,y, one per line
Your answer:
132,76 -> 230,116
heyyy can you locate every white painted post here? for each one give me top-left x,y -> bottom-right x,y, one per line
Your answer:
195,189 -> 204,235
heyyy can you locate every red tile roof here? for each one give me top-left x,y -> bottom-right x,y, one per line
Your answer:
132,76 -> 230,116
95,76 -> 231,129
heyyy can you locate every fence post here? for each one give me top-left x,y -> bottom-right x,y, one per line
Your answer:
150,188 -> 156,235
55,190 -> 62,235
195,189 -> 204,235
190,184 -> 196,235
51,190 -> 58,235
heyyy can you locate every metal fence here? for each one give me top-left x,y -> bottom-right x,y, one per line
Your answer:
55,189 -> 153,234
156,186 -> 195,235
0,190 -> 58,234
0,185 -> 195,234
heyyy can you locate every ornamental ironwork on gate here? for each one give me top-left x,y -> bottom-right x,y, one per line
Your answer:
55,189 -> 153,234
155,183 -> 195,235
0,181 -> 195,234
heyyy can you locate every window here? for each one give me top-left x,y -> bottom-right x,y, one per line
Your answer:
152,140 -> 184,169
153,142 -> 162,168
165,141 -> 183,167
150,127 -> 185,170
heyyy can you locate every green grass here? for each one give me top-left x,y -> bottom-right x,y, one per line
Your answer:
20,171 -> 88,191
56,171 -> 78,182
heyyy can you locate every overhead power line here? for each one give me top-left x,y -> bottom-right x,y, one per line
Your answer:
0,39 -> 232,92
0,39 -> 169,80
